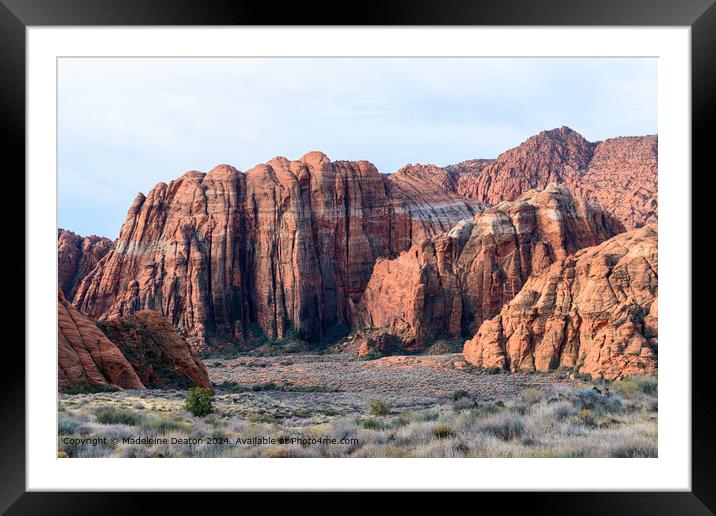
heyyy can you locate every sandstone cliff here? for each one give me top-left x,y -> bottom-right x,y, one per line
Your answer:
58,290 -> 145,391
58,229 -> 113,300
98,311 -> 211,389
358,185 -> 623,349
463,226 -> 658,380
73,153 -> 478,348
398,127 -> 657,229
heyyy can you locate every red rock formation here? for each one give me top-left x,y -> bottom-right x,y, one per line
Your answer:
358,185 -> 623,348
73,154 -> 478,348
405,128 -> 657,229
57,229 -> 113,300
393,161 -> 493,205
570,136 -> 658,230
98,311 -> 212,389
58,290 -> 145,391
463,225 -> 657,380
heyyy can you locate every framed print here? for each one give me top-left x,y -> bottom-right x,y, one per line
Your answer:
1,0 -> 712,512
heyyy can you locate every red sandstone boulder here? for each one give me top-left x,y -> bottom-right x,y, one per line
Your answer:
58,290 -> 145,391
98,311 -> 212,389
463,225 -> 658,380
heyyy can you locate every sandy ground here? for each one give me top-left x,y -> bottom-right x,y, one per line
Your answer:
60,353 -> 579,426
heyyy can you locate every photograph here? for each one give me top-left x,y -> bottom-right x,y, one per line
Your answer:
55,56 -> 659,459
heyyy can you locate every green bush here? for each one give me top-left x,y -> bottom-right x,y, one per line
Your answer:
453,397 -> 476,412
185,387 -> 214,417
94,407 -> 143,426
452,389 -> 470,401
368,399 -> 391,416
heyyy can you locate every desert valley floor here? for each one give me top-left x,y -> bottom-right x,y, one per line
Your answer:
58,352 -> 658,458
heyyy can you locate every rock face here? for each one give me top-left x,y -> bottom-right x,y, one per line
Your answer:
463,226 -> 657,380
73,153 -> 478,348
358,185 -> 624,348
404,127 -> 657,229
59,290 -> 211,391
98,311 -> 211,389
57,229 -> 113,300
58,290 -> 145,391
392,161 -> 494,204
570,136 -> 658,231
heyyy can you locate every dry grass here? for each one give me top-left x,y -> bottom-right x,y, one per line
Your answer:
57,355 -> 656,458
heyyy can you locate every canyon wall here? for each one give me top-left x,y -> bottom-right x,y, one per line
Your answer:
358,184 -> 624,348
58,229 -> 113,300
73,153 -> 479,348
398,127 -> 657,229
463,225 -> 658,380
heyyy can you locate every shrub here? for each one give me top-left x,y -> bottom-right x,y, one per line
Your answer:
579,408 -> 597,427
63,382 -> 118,395
452,389 -> 470,401
185,387 -> 214,417
469,403 -> 500,418
481,413 -> 525,441
361,417 -> 387,430
614,375 -> 658,397
483,367 -> 503,375
413,410 -> 439,422
249,412 -> 276,423
520,388 -> 545,404
94,407 -> 143,426
571,388 -> 623,415
433,424 -> 454,439
369,399 -> 391,416
453,397 -> 476,412
58,417 -> 82,435
143,416 -> 188,434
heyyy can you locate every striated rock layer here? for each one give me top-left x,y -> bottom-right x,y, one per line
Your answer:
58,229 -> 113,300
358,185 -> 624,349
73,153 -> 479,348
98,311 -> 211,389
59,291 -> 211,391
399,127 -> 657,229
58,290 -> 145,391
463,226 -> 658,380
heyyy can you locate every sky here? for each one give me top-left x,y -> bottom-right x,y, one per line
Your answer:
58,57 -> 657,238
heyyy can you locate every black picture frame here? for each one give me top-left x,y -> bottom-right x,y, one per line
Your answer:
1,0 -> 710,513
